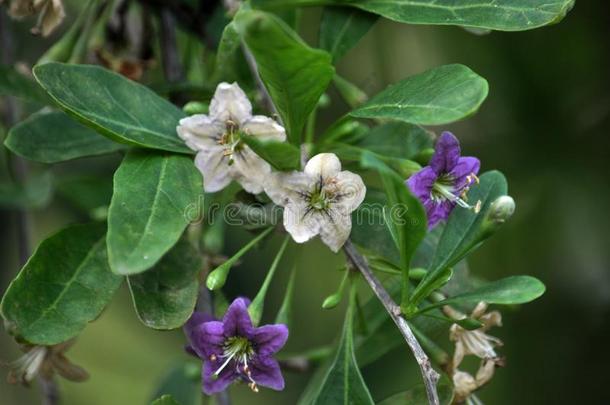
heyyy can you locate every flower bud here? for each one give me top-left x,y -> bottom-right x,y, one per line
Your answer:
183,101 -> 209,116
487,195 -> 515,225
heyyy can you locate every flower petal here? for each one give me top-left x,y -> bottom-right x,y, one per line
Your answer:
451,156 -> 480,189
202,362 -> 237,395
429,132 -> 460,174
177,115 -> 224,151
184,312 -> 216,348
304,153 -> 341,179
406,166 -> 437,202
283,203 -> 322,244
424,199 -> 454,229
264,172 -> 314,207
222,298 -> 254,338
242,116 -> 286,142
186,321 -> 225,360
209,82 -> 252,124
195,148 -> 232,193
250,357 -> 285,391
252,324 -> 288,357
231,147 -> 271,194
332,170 -> 366,214
319,210 -> 352,253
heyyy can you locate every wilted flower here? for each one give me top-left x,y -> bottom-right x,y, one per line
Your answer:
177,82 -> 286,194
406,131 -> 481,228
452,359 -> 496,403
4,340 -> 89,385
444,301 -> 503,368
265,153 -> 366,252
5,0 -> 65,37
184,298 -> 288,394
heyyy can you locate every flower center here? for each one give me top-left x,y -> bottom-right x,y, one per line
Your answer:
309,189 -> 330,211
212,336 -> 259,392
218,120 -> 243,164
430,173 -> 481,213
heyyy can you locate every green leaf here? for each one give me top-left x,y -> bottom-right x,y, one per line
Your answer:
377,379 -> 454,405
356,122 -> 433,160
235,9 -> 335,144
252,0 -> 574,32
213,22 -> 249,83
422,276 -> 546,313
0,172 -> 53,209
410,171 -> 508,306
127,238 -> 201,330
0,223 -> 122,345
241,135 -> 301,171
248,236 -> 290,325
206,227 -> 274,290
151,395 -> 181,405
150,362 -> 200,405
5,111 -> 124,163
275,265 -> 297,327
33,63 -> 190,153
107,151 -> 203,275
319,7 -> 377,62
310,285 -> 374,405
0,65 -> 49,104
350,64 -> 488,125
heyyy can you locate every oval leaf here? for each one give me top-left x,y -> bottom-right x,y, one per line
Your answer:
33,63 -> 190,153
107,151 -> 203,275
351,64 -> 488,125
235,9 -> 335,144
0,223 -> 122,345
319,7 -> 378,62
127,238 -> 202,330
5,111 -> 124,163
253,0 -> 575,32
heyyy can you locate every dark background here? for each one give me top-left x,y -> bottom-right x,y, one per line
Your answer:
1,1 -> 609,404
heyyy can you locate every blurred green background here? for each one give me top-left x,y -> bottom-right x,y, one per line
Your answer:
1,1 -> 609,404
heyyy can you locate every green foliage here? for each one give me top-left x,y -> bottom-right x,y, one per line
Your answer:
0,172 -> 53,209
151,362 -> 200,405
235,9 -> 335,144
306,285 -> 374,405
241,135 -> 301,171
33,63 -> 190,153
319,7 -> 378,62
253,0 -> 574,31
107,151 -> 202,275
422,276 -> 546,313
377,379 -> 454,405
0,65 -> 49,104
127,238 -> 202,330
0,223 -> 122,345
351,64 -> 488,125
5,111 -> 124,163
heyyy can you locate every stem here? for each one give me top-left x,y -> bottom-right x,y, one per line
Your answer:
343,239 -> 440,405
38,377 -> 60,405
240,42 -> 281,121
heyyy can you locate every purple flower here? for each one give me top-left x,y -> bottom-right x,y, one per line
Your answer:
184,298 -> 288,395
406,132 -> 481,228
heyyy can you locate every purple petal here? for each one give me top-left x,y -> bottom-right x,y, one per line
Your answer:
429,132 -> 461,175
252,324 -> 289,357
425,199 -> 454,229
450,156 -> 480,189
250,357 -> 285,391
202,361 -> 237,395
187,321 -> 225,360
184,312 -> 216,346
222,298 -> 254,338
406,167 -> 437,202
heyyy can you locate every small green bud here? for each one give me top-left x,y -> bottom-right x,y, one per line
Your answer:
317,93 -> 331,108
183,101 -> 210,115
486,195 -> 516,225
456,317 -> 484,330
206,265 -> 230,290
322,293 -> 342,309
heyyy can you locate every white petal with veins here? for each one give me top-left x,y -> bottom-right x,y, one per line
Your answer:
209,82 -> 252,124
304,153 -> 342,179
242,116 -> 286,142
195,148 -> 232,193
177,115 -> 224,151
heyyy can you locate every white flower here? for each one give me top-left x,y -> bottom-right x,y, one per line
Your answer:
177,82 -> 286,194
452,359 -> 496,403
265,153 -> 365,252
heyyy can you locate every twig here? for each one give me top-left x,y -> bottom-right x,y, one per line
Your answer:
343,239 -> 440,405
38,377 -> 60,405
